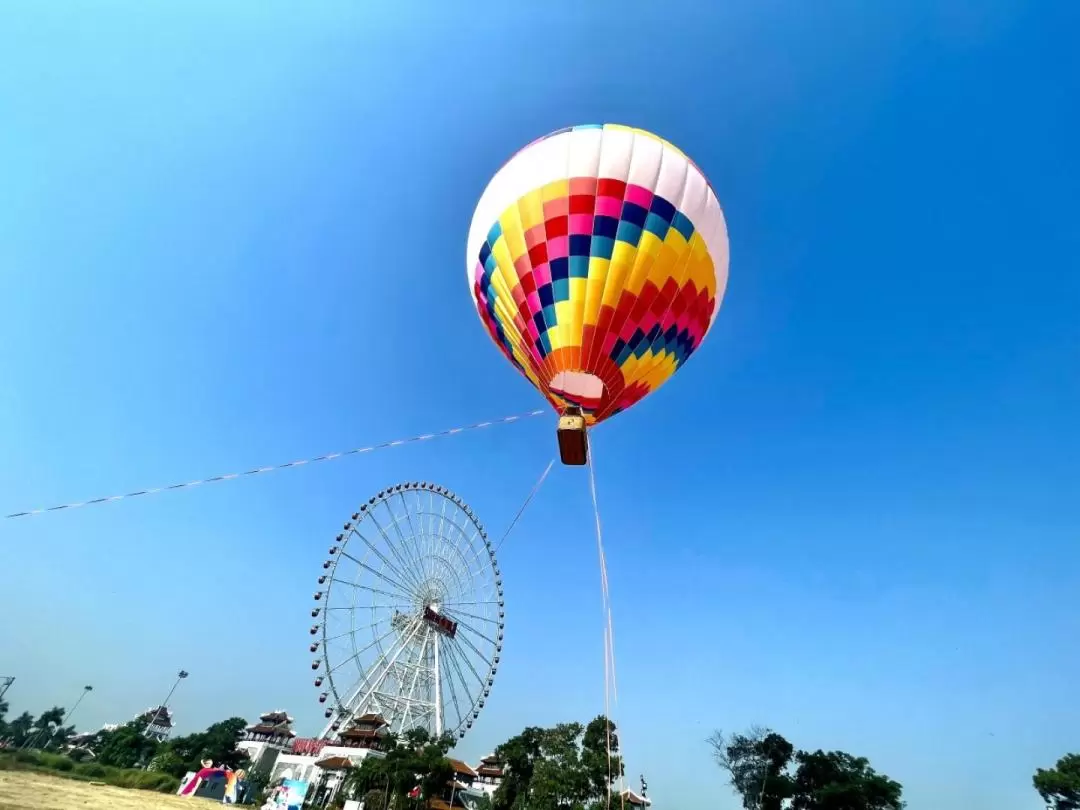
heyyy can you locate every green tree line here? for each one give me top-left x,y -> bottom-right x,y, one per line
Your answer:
338,715 -> 621,810
0,693 -> 248,778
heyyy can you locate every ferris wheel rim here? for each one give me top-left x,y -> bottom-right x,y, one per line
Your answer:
311,481 -> 504,742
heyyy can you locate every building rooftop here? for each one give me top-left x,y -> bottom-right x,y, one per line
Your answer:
138,706 -> 173,728
447,759 -> 477,779
619,789 -> 651,807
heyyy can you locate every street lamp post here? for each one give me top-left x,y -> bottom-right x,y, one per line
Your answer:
144,669 -> 188,739
64,685 -> 94,730
23,684 -> 92,750
0,676 -> 13,703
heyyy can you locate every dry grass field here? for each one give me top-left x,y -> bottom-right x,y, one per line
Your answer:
0,771 -> 204,810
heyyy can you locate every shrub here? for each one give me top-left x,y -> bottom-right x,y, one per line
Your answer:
76,762 -> 108,778
149,772 -> 180,793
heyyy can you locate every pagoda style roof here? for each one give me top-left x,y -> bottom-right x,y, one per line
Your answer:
246,710 -> 295,737
447,758 -> 477,779
138,706 -> 173,728
247,723 -> 297,737
315,755 -> 354,770
339,726 -> 384,739
258,710 -> 294,724
353,713 -> 389,727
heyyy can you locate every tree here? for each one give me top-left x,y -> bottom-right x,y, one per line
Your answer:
1034,753 -> 1080,810
147,748 -> 186,775
492,716 -> 623,810
25,706 -> 66,749
96,720 -> 162,769
342,755 -> 390,800
44,723 -> 76,751
6,712 -> 35,747
582,715 -> 624,804
160,716 -> 250,777
708,727 -> 794,810
529,722 -> 589,810
493,726 -> 545,810
790,750 -> 903,810
710,728 -> 903,810
362,788 -> 388,810
338,727 -> 457,809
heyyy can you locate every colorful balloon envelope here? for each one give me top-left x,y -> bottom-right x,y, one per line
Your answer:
466,124 -> 729,435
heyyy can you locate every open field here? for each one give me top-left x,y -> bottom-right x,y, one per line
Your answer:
0,771 -> 200,810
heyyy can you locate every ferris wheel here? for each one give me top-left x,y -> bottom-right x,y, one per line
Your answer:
310,482 -> 505,741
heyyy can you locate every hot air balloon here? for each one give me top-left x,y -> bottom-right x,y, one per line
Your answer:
466,124 -> 729,465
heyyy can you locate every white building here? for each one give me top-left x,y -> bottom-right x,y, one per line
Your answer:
468,753 -> 505,800
237,711 -> 391,807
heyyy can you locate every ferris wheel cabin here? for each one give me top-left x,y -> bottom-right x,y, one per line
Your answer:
423,605 -> 459,638
557,406 -> 589,466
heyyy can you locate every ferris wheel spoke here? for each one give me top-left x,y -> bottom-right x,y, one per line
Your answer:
330,577 -> 410,605
434,497 -> 454,578
397,523 -> 429,589
409,492 -> 433,582
334,556 -> 415,603
442,605 -> 497,626
326,603 -> 414,612
440,598 -> 501,608
447,615 -> 500,648
395,491 -> 433,586
381,500 -> 432,594
361,512 -> 427,596
439,636 -> 468,730
348,616 -> 426,714
326,619 -> 401,677
337,615 -> 424,716
350,523 -> 424,596
428,550 -> 468,602
365,507 -> 427,596
323,617 -> 391,646
447,632 -> 491,689
397,629 -> 429,733
422,537 -> 481,602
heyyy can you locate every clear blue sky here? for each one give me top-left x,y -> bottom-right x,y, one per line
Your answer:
1,2 -> 1077,808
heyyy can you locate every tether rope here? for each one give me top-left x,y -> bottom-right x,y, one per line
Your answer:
493,458 -> 555,554
4,409 -> 546,519
588,439 -> 626,810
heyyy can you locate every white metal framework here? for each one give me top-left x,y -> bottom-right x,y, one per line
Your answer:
311,482 -> 504,741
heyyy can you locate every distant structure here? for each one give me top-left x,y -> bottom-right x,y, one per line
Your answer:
137,706 -> 174,743
444,758 -> 480,809
237,709 -> 388,804
619,788 -> 652,808
0,676 -> 13,703
237,711 -> 297,775
237,710 -> 507,809
470,753 -> 505,799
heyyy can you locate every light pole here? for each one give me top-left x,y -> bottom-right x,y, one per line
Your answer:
23,684 -> 92,750
0,676 -> 13,704
65,685 -> 94,729
144,669 -> 188,739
